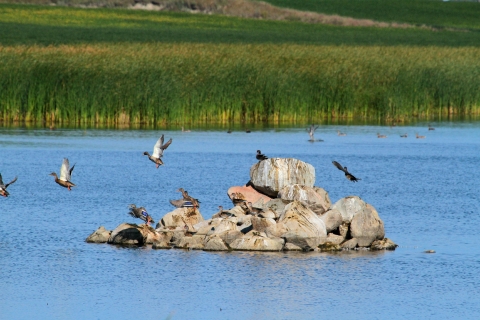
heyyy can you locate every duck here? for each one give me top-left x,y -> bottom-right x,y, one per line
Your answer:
245,129 -> 251,133
227,129 -> 232,134
332,161 -> 361,182
428,124 -> 435,131
128,204 -> 154,225
49,158 -> 76,190
256,150 -> 268,161
400,133 -> 408,138
337,130 -> 347,136
415,133 -> 426,139
211,206 -> 233,219
377,133 -> 387,138
307,124 -> 319,141
230,192 -> 247,206
0,174 -> 17,197
246,202 -> 263,216
177,188 -> 200,208
143,134 -> 172,168
181,126 -> 191,133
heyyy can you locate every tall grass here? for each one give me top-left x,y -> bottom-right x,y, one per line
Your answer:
1,44 -> 479,125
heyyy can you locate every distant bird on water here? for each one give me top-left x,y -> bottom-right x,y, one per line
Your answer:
144,134 -> 172,168
332,161 -> 361,182
337,130 -> 347,136
227,129 -> 232,134
181,126 -> 191,133
0,174 -> 17,197
49,158 -> 76,190
256,150 -> 268,161
128,204 -> 154,225
428,124 -> 435,131
377,133 -> 387,138
415,133 -> 426,139
400,133 -> 408,138
307,124 -> 319,141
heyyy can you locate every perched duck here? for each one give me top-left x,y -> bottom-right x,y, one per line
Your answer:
416,133 -> 426,139
400,133 -> 408,138
337,130 -> 347,136
332,161 -> 361,182
307,124 -> 319,141
128,204 -> 154,225
49,158 -> 76,191
211,205 -> 233,219
0,174 -> 17,197
144,134 -> 172,168
428,124 -> 435,131
377,133 -> 387,138
177,188 -> 200,208
256,150 -> 268,161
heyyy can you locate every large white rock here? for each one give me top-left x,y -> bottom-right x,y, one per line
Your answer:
278,201 -> 327,250
250,158 -> 316,197
278,184 -> 331,215
331,196 -> 367,223
350,204 -> 385,247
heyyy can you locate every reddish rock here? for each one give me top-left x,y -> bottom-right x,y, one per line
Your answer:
227,185 -> 272,204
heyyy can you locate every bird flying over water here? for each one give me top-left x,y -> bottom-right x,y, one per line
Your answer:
49,158 -> 76,190
307,124 -> 319,141
332,161 -> 361,182
256,150 -> 268,161
144,134 -> 172,168
0,174 -> 17,197
128,204 -> 154,225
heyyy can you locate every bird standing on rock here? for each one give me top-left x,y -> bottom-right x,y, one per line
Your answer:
256,150 -> 268,161
176,188 -> 200,208
144,134 -> 172,168
0,174 -> 17,197
332,161 -> 361,182
49,158 -> 76,190
128,204 -> 154,225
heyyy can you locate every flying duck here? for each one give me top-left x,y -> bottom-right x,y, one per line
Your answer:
49,158 -> 76,190
307,124 -> 319,141
256,150 -> 268,161
0,174 -> 17,197
332,161 -> 361,182
144,134 -> 172,168
128,204 -> 154,225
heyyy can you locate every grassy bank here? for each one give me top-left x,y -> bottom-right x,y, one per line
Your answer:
0,4 -> 479,125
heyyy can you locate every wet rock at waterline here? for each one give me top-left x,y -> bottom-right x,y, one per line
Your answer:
157,207 -> 204,229
249,158 -> 315,197
107,223 -> 159,245
86,226 -> 111,243
350,204 -> 385,247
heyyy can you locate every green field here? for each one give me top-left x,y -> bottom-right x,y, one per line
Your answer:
0,3 -> 479,126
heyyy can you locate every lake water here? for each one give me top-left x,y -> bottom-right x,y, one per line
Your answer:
1,123 -> 480,319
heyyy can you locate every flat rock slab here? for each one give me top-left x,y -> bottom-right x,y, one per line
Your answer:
250,158 -> 316,197
230,235 -> 284,251
228,185 -> 272,205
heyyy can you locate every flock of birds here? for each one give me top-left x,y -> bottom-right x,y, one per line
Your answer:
1,123 -> 435,223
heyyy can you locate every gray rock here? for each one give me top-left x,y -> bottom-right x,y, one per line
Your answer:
159,207 -> 204,229
319,209 -> 343,233
278,201 -> 327,250
331,196 -> 367,223
284,242 -> 303,251
251,216 -> 276,233
264,221 -> 289,238
278,184 -> 331,215
86,226 -> 111,243
263,198 -> 291,218
170,230 -> 188,246
250,158 -> 316,197
370,238 -> 397,251
204,237 -> 229,251
340,238 -> 358,250
350,204 -> 385,247
230,234 -> 284,251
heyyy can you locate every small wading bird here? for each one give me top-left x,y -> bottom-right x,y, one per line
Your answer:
337,130 -> 347,136
332,161 -> 361,182
128,204 -> 154,225
307,124 -> 319,141
416,133 -> 426,139
256,150 -> 268,161
0,174 -> 17,197
377,133 -> 387,138
144,134 -> 172,168
49,158 -> 76,190
400,133 -> 408,138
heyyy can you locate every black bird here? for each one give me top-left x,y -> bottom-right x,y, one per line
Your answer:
332,161 -> 361,182
128,204 -> 154,225
256,150 -> 268,161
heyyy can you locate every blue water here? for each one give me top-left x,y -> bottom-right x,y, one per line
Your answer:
1,123 -> 480,319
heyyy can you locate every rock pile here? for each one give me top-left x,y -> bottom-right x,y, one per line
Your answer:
87,158 -> 397,252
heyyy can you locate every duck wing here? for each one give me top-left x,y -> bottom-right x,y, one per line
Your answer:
332,161 -> 347,173
60,158 -> 71,181
169,198 -> 186,208
152,135 -> 164,158
0,174 -> 4,187
5,176 -> 18,189
160,138 -> 172,151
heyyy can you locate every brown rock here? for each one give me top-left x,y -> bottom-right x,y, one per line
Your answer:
340,238 -> 358,250
251,216 -> 276,233
227,185 -> 272,204
370,238 -> 398,251
152,241 -> 171,249
326,233 -> 345,245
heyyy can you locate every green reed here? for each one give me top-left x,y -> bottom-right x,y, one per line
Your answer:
1,44 -> 480,125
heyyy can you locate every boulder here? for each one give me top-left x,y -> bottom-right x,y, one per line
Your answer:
217,230 -> 244,245
228,185 -> 272,204
258,209 -> 277,219
86,226 -> 111,243
194,219 -> 222,236
331,196 -> 366,223
284,242 -> 303,251
278,184 -> 331,215
350,204 -> 385,247
318,242 -> 342,252
370,238 -> 397,251
210,219 -> 239,235
264,221 -> 289,238
152,241 -> 171,249
319,209 -> 343,233
340,238 -> 358,250
230,234 -> 284,251
326,233 -> 345,245
339,222 -> 349,238
176,235 -> 205,250
249,158 -> 316,197
159,207 -> 204,229
251,216 -> 276,233
263,198 -> 291,217
108,223 -> 149,246
278,201 -> 327,250
204,237 -> 229,251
